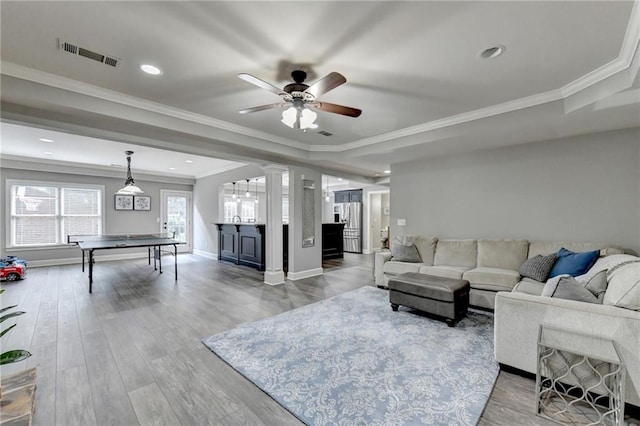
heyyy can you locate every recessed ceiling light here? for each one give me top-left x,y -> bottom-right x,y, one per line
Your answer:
480,45 -> 506,59
43,151 -> 54,156
185,160 -> 193,163
140,64 -> 162,75
168,167 -> 176,170
337,178 -> 343,181
39,138 -> 54,143
384,170 -> 391,174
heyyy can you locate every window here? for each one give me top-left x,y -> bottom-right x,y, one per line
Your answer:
223,196 -> 257,223
8,181 -> 103,247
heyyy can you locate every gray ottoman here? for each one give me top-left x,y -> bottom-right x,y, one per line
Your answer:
389,272 -> 470,327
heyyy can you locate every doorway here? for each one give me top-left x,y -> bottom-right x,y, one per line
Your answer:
367,190 -> 390,253
161,190 -> 192,253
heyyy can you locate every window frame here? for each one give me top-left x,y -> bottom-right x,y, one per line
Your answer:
6,179 -> 106,250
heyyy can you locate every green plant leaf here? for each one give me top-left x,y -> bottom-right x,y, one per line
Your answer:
0,349 -> 32,365
0,289 -> 4,295
0,311 -> 25,324
0,304 -> 18,315
0,323 -> 16,338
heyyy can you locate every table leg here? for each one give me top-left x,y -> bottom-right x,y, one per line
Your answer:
88,249 -> 94,293
148,247 -> 151,265
82,250 -> 85,272
159,246 -> 163,273
174,244 -> 178,280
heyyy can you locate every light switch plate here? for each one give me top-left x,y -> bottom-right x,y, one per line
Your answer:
397,218 -> 406,226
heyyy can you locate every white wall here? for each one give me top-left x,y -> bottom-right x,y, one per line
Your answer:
390,128 -> 640,253
287,166 -> 323,276
1,166 -> 193,263
193,164 -> 264,257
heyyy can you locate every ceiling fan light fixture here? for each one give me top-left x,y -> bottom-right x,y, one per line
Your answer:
281,107 -> 297,128
281,106 -> 318,130
300,109 -> 318,129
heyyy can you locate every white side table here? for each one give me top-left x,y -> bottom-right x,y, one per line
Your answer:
536,325 -> 625,425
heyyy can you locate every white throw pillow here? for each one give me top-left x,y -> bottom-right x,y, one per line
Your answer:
603,261 -> 640,310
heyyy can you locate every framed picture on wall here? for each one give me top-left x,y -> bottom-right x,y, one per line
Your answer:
134,195 -> 151,211
114,194 -> 133,210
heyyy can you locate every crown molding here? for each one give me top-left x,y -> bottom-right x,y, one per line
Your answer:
0,154 -> 195,184
0,62 -> 308,151
310,0 -> 640,153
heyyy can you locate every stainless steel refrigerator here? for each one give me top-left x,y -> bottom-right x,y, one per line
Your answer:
335,202 -> 362,253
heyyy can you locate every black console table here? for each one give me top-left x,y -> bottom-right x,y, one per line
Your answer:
322,223 -> 345,259
215,223 -> 266,271
215,222 -> 346,271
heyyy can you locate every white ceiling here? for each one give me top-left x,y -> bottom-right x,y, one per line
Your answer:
1,1 -> 639,180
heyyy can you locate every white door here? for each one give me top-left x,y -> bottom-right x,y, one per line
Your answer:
161,190 -> 192,253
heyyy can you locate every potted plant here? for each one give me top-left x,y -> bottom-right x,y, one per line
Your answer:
0,289 -> 31,365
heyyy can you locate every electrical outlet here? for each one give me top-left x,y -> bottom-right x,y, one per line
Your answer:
397,218 -> 406,226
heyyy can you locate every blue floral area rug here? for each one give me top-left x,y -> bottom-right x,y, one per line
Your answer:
202,286 -> 498,425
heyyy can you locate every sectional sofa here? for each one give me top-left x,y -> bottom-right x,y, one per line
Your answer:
374,237 -> 640,406
374,238 -> 628,309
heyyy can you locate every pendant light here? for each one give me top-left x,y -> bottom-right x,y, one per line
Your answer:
116,150 -> 144,194
324,175 -> 331,202
245,179 -> 251,198
231,182 -> 237,199
254,178 -> 259,204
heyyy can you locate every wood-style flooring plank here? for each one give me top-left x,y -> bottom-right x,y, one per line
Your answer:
100,316 -> 155,392
55,365 -> 98,426
26,340 -> 57,426
128,383 -> 181,426
81,330 -> 139,425
147,349 -> 240,424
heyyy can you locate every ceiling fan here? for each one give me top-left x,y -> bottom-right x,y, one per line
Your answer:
237,70 -> 362,130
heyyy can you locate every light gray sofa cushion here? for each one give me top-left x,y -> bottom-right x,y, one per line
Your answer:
418,265 -> 469,280
413,236 -> 438,266
477,239 -> 529,270
390,237 -> 421,262
463,267 -> 521,292
513,278 -> 545,296
527,241 -> 622,259
384,261 -> 424,276
434,239 -> 477,268
542,276 -> 599,303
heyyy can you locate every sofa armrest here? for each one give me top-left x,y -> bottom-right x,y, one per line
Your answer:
374,251 -> 393,286
494,291 -> 640,406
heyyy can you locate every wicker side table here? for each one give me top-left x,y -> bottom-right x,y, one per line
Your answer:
536,325 -> 625,426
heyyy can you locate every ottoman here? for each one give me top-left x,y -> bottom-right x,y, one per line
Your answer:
389,272 -> 470,326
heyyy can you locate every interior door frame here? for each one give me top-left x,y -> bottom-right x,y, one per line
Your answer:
160,189 -> 193,253
365,189 -> 390,254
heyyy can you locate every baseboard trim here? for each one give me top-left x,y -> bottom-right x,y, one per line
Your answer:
193,249 -> 217,260
264,270 -> 285,285
287,268 -> 324,281
26,251 -> 172,268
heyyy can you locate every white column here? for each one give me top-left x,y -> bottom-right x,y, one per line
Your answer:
263,164 -> 287,285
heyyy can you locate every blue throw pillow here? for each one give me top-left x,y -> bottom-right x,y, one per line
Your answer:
548,247 -> 600,278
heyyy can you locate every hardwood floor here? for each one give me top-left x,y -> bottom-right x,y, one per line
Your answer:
0,253 -> 635,425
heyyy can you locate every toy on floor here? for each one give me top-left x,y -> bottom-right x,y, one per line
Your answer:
0,257 -> 27,282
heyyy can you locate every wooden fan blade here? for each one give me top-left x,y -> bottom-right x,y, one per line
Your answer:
238,73 -> 285,96
316,102 -> 362,117
238,103 -> 286,114
304,72 -> 346,98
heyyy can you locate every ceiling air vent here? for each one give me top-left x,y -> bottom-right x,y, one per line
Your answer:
318,130 -> 333,137
57,39 -> 119,68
